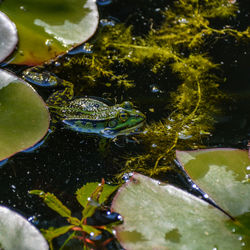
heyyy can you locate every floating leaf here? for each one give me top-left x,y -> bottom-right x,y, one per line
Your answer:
176,148 -> 250,217
0,69 -> 50,161
0,0 -> 99,65
0,206 -> 48,250
111,173 -> 249,249
0,11 -> 18,63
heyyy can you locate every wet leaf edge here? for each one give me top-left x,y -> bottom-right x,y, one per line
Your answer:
0,11 -> 18,63
0,69 -> 50,161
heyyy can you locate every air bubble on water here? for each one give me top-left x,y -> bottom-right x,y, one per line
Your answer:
178,18 -> 188,24
150,84 -> 163,94
45,39 -> 53,47
28,215 -> 39,225
68,43 -> 93,55
54,61 -> 61,67
20,6 -> 27,11
203,194 -> 209,199
100,18 -> 116,27
11,185 -> 16,192
123,173 -> 130,182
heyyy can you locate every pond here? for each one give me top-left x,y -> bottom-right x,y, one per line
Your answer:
0,0 -> 249,249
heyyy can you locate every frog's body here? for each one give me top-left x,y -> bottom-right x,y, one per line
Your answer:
22,67 -> 145,139
60,98 -> 145,138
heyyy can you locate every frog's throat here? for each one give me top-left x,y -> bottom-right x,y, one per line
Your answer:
102,120 -> 145,137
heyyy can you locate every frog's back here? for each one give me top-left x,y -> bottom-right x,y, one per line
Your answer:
60,97 -> 116,120
60,97 -> 118,136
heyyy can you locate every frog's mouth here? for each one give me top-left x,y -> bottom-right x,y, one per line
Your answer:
102,120 -> 145,138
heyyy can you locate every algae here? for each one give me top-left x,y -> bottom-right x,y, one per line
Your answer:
63,0 -> 249,176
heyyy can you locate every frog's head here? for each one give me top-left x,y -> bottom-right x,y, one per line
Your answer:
102,101 -> 145,138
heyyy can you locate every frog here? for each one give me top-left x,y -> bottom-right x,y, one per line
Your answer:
22,66 -> 146,140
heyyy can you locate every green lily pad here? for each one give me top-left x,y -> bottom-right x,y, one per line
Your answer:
0,206 -> 48,250
0,0 -> 98,65
0,69 -> 50,161
176,148 -> 250,217
111,173 -> 249,250
0,11 -> 18,63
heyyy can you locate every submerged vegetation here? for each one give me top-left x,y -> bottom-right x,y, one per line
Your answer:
0,0 -> 249,249
63,0 -> 250,177
30,180 -> 119,249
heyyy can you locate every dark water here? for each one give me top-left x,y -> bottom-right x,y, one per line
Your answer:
0,0 -> 249,247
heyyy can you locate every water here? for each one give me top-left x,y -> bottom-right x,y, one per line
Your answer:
0,0 -> 249,248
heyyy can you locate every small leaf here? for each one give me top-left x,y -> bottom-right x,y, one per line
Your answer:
0,11 -> 18,63
81,225 -> 101,236
0,206 -> 48,250
82,205 -> 98,221
76,182 -> 99,208
98,185 -> 119,205
41,225 -> 74,242
30,190 -> 73,219
29,190 -> 45,196
80,181 -> 106,220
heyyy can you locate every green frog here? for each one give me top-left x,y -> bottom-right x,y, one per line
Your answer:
22,66 -> 145,139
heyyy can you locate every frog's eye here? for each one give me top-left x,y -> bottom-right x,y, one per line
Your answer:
108,120 -> 117,128
121,101 -> 133,110
118,111 -> 129,122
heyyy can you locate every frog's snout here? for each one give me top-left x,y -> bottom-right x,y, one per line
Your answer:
135,110 -> 146,121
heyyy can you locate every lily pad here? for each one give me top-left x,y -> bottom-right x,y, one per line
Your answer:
0,11 -> 18,63
0,205 -> 48,250
111,173 -> 249,250
0,69 -> 50,161
176,148 -> 250,217
0,0 -> 99,65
